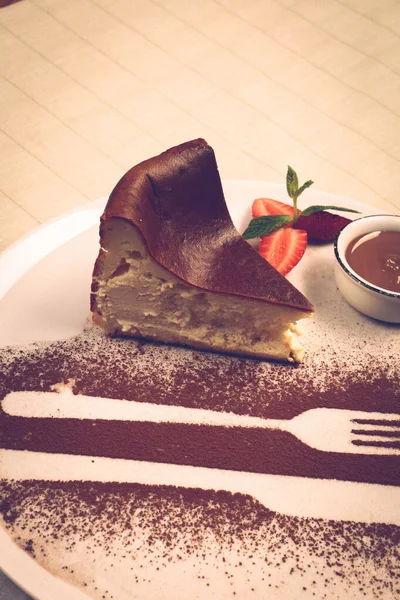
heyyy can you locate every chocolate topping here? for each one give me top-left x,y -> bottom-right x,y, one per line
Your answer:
93,139 -> 313,312
346,231 -> 400,293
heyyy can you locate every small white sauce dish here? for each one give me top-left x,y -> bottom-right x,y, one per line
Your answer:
334,214 -> 400,323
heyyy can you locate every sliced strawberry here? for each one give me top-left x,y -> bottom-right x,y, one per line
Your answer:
259,228 -> 307,276
295,211 -> 351,242
252,198 -> 294,220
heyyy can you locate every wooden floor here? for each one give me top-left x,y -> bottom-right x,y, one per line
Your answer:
1,0 -> 400,251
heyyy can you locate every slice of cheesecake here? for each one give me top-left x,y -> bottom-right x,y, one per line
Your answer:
91,139 -> 313,362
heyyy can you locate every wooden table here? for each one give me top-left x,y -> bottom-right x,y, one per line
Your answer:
1,0 -> 400,254
1,0 -> 400,597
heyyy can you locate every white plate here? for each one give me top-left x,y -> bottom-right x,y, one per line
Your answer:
0,182 -> 399,600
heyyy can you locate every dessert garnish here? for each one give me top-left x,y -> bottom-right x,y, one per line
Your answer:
243,166 -> 359,275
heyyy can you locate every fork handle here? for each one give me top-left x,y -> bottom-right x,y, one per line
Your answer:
2,391 -> 290,431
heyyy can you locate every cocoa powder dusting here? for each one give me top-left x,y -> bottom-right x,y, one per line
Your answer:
0,480 -> 399,599
1,326 -> 399,486
0,323 -> 399,599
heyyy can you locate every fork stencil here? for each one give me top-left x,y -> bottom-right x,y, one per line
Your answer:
2,391 -> 400,456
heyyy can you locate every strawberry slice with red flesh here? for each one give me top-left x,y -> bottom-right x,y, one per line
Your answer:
295,211 -> 351,242
259,228 -> 307,276
252,198 -> 294,221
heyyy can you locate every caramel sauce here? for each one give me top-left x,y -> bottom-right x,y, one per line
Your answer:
345,231 -> 400,293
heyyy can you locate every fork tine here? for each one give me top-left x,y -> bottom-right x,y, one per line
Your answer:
352,418 -> 400,427
352,439 -> 400,450
352,428 -> 400,439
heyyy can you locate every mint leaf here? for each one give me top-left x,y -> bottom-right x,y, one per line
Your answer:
300,205 -> 361,217
295,180 -> 314,198
243,215 -> 292,240
286,165 -> 298,199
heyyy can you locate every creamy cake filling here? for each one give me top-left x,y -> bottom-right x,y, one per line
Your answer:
92,219 -> 308,362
